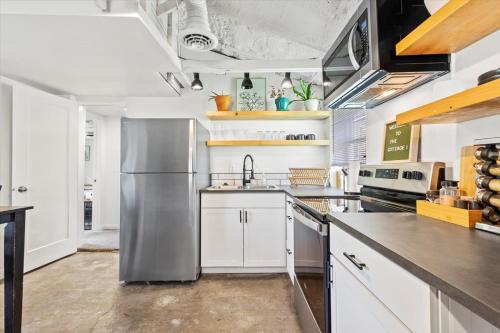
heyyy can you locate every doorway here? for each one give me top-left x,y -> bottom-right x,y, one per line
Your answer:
79,110 -> 120,251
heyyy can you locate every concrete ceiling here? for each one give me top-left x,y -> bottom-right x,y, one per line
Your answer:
180,0 -> 361,60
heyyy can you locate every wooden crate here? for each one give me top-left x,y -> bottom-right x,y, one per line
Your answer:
416,200 -> 482,228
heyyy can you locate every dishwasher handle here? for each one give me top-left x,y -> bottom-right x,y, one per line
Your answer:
292,204 -> 327,236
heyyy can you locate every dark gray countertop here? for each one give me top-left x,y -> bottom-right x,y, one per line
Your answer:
200,185 -> 359,199
328,212 -> 500,328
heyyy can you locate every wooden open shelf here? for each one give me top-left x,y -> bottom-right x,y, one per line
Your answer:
396,79 -> 500,125
396,0 -> 500,55
206,140 -> 330,147
206,111 -> 330,120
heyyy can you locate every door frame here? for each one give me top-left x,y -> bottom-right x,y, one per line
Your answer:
83,111 -> 103,236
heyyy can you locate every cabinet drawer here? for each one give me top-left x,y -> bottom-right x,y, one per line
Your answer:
202,193 -> 285,208
330,223 -> 432,333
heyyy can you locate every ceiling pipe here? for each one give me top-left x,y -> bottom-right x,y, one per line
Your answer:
179,0 -> 218,52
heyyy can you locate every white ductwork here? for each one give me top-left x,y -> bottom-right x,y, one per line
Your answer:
179,0 -> 218,52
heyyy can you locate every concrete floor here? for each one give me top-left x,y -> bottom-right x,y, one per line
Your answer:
0,253 -> 302,332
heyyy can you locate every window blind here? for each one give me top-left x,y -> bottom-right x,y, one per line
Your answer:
331,108 -> 367,166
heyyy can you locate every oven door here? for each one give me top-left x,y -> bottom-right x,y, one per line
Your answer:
293,204 -> 329,333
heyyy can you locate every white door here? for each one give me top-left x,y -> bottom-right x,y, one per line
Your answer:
331,256 -> 410,333
244,208 -> 286,267
201,208 -> 243,267
11,83 -> 78,272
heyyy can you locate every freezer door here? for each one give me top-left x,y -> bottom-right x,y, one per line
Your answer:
120,173 -> 199,282
121,118 -> 196,173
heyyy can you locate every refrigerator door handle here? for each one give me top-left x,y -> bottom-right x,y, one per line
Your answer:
188,119 -> 195,173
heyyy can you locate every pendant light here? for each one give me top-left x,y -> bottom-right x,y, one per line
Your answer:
191,73 -> 203,90
323,72 -> 333,87
281,72 -> 293,89
241,72 -> 253,89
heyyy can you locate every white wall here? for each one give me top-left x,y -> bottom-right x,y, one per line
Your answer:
366,30 -> 500,179
124,72 -> 330,173
0,82 -> 13,278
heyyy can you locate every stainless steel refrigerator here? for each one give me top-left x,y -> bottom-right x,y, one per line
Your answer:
119,118 -> 209,282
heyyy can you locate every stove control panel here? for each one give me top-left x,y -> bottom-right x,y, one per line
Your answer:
358,162 -> 445,194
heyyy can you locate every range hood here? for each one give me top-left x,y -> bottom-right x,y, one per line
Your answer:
323,0 -> 450,109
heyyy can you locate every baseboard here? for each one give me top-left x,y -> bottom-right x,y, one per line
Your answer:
202,267 -> 287,274
101,225 -> 119,230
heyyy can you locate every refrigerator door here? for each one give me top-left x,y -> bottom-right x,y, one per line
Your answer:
120,173 -> 200,282
121,118 -> 196,173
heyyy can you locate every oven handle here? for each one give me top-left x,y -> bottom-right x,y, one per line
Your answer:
348,22 -> 361,70
361,196 -> 415,212
292,204 -> 327,236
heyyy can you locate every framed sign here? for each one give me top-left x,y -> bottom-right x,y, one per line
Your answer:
236,78 -> 266,111
382,121 -> 420,163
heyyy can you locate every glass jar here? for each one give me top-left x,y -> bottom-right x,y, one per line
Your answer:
439,181 -> 460,207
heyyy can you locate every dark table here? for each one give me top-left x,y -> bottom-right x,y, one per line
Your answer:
0,206 -> 33,333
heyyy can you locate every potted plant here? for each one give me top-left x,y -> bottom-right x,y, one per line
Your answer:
291,80 -> 320,111
270,86 -> 289,111
209,91 -> 232,111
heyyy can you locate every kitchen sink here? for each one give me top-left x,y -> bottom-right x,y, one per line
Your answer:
205,184 -> 281,191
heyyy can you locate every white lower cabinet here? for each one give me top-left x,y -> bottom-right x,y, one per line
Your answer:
330,223 -> 433,333
438,292 -> 500,333
201,193 -> 286,272
201,208 -> 243,267
244,208 -> 286,267
331,255 -> 410,333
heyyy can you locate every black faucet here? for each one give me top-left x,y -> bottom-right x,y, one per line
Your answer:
242,154 -> 255,187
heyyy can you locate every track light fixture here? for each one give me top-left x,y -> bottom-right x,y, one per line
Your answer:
281,72 -> 293,89
191,73 -> 203,90
241,72 -> 253,90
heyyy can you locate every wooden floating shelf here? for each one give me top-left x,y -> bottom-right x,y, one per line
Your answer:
206,140 -> 330,147
206,111 -> 330,120
396,79 -> 500,125
396,0 -> 500,55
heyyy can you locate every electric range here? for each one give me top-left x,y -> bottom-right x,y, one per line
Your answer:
292,162 -> 445,333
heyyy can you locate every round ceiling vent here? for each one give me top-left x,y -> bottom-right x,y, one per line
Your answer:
179,0 -> 218,52
180,30 -> 218,52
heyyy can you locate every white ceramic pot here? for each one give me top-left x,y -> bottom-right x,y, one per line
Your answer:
304,99 -> 320,111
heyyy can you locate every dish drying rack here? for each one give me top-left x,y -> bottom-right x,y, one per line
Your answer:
289,168 -> 330,187
301,198 -> 331,214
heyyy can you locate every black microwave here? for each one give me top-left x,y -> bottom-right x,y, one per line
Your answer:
323,0 -> 449,109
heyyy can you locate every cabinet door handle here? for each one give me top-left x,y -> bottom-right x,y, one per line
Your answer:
287,216 -> 293,221
287,200 -> 293,204
244,210 -> 248,223
343,252 -> 366,270
239,210 -> 242,223
286,249 -> 292,255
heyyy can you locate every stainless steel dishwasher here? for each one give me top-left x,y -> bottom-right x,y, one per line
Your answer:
293,203 -> 329,333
